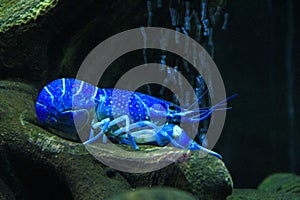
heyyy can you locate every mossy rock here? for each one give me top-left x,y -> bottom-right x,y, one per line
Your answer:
227,189 -> 300,200
0,0 -> 114,82
227,174 -> 300,200
108,187 -> 197,200
258,173 -> 300,195
0,0 -> 58,33
118,148 -> 233,199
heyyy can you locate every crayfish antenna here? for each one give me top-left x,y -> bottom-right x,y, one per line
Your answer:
177,94 -> 238,122
186,89 -> 209,110
191,93 -> 238,121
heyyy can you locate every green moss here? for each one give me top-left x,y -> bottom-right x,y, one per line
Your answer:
0,0 -> 58,33
228,174 -> 300,199
258,173 -> 300,195
109,187 -> 197,200
178,153 -> 233,199
227,189 -> 300,200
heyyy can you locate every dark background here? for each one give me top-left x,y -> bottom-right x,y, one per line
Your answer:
214,0 -> 299,187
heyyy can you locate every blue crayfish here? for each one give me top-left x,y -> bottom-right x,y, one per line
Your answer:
36,78 -> 235,159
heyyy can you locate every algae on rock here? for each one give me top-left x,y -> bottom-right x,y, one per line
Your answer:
258,173 -> 300,195
227,173 -> 300,200
0,0 -> 58,33
108,187 -> 197,200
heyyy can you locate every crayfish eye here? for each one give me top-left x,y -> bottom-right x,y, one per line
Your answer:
47,116 -> 57,125
169,105 -> 178,112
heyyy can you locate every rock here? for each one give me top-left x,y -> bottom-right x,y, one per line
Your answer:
121,150 -> 233,200
108,187 -> 197,200
0,0 -> 113,82
227,173 -> 300,200
0,0 -> 59,81
0,80 -> 233,199
258,173 -> 300,195
227,189 -> 300,200
0,0 -> 58,33
0,0 -> 149,83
